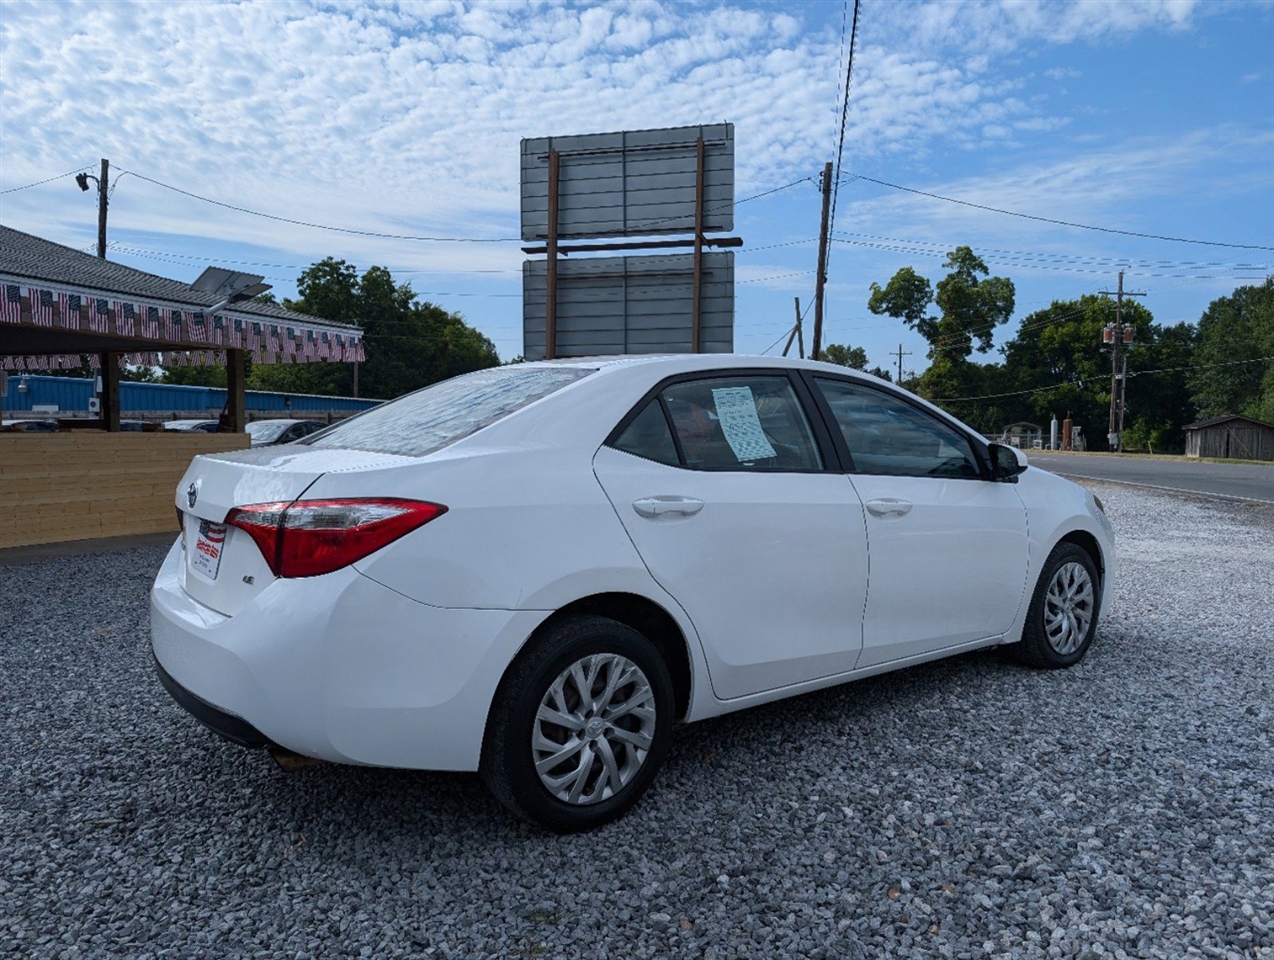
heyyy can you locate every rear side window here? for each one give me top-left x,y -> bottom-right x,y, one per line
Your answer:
612,400 -> 679,466
304,366 -> 594,457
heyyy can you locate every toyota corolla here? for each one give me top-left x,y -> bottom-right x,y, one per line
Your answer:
151,355 -> 1114,831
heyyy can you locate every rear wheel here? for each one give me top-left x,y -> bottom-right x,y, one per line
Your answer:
480,615 -> 674,831
1015,542 -> 1101,668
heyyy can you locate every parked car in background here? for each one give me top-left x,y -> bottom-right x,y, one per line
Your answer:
1,418 -> 60,432
245,418 -> 327,447
163,419 -> 220,433
152,355 -> 1115,831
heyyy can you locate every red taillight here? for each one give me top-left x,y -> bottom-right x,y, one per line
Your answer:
226,498 -> 447,578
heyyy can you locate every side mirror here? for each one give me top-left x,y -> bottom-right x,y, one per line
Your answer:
989,442 -> 1027,482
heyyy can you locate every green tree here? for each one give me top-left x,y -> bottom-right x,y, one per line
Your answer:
867,247 -> 1015,402
998,295 -> 1195,452
1188,278 -> 1274,422
821,343 -> 868,369
160,362 -> 231,388
820,342 -> 892,382
247,257 -> 500,400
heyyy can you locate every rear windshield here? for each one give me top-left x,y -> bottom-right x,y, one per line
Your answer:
246,421 -> 289,442
301,365 -> 595,457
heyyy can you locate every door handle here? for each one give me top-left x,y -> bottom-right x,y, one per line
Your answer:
632,497 -> 705,518
865,498 -> 913,517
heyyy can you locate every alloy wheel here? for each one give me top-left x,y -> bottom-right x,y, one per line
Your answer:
1043,560 -> 1095,655
532,653 -> 657,805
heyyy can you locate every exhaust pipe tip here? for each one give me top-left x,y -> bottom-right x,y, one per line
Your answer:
268,746 -> 326,773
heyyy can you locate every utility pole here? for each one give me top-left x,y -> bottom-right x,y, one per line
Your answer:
74,159 -> 110,258
811,162 -> 833,361
782,297 -> 805,359
893,343 -> 912,384
1097,271 -> 1145,452
96,159 -> 109,258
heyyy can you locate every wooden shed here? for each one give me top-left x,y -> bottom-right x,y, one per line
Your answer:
1183,414 -> 1274,462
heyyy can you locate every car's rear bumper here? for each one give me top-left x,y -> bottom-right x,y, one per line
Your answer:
154,654 -> 273,748
150,539 -> 547,771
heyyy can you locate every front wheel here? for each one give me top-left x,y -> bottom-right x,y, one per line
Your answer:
480,615 -> 674,832
1014,542 -> 1101,668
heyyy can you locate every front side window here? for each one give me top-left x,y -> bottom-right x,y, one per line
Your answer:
814,378 -> 981,479
303,366 -> 594,457
635,375 -> 822,471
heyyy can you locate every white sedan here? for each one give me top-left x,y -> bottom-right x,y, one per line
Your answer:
151,355 -> 1114,831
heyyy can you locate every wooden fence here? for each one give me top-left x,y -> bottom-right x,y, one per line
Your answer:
0,432 -> 251,549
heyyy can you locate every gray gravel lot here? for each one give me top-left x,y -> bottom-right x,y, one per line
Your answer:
1,485 -> 1271,959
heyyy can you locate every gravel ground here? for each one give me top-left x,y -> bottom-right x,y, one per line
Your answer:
1,485 -> 1271,960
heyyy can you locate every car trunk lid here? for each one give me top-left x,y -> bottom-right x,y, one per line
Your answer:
174,446 -> 419,616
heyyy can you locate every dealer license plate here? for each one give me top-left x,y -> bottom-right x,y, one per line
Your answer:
190,519 -> 227,580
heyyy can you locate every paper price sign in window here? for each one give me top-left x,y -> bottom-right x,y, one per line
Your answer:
711,386 -> 776,462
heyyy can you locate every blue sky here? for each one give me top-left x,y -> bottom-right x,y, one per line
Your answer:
2,0 -> 1271,375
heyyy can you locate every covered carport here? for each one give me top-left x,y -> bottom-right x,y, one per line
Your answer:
0,226 -> 365,548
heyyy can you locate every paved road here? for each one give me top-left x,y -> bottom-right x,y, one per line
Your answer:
1028,451 -> 1274,503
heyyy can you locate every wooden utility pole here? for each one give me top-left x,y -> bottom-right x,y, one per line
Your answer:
894,344 -> 912,384
1098,271 -> 1144,452
1106,271 -> 1123,450
782,297 -> 806,359
811,162 -> 833,361
96,159 -> 109,258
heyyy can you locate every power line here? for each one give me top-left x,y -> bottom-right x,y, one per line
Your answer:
933,356 -> 1274,403
0,166 -> 95,194
122,170 -> 523,242
846,173 -> 1274,251
738,269 -> 816,284
826,0 -> 862,271
120,168 -> 812,247
834,237 -> 1270,280
835,231 -> 1272,271
110,242 -> 523,279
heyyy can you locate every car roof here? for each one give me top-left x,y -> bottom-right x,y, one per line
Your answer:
515,353 -> 887,378
248,419 -> 306,427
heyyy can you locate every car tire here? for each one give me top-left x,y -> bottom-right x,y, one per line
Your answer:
480,615 -> 674,832
1014,542 -> 1102,669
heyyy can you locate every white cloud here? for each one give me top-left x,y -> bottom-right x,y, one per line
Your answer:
2,0 -> 1136,254
0,0 -> 1265,363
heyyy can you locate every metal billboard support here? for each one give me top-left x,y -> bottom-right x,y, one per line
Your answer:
545,148 -> 560,360
521,125 -> 737,358
692,137 -> 705,353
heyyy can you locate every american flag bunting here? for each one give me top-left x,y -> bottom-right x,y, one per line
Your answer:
114,301 -> 137,337
93,298 -> 111,333
30,288 -> 55,326
2,284 -> 22,324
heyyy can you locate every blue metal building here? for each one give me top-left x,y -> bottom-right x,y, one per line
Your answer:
3,374 -> 380,415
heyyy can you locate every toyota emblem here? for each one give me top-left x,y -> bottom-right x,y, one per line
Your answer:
187,482 -> 198,508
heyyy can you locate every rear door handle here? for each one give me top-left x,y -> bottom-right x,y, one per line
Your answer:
865,498 -> 913,517
632,497 -> 705,518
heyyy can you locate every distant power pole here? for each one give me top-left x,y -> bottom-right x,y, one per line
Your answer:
1097,271 -> 1145,452
782,297 -> 805,359
811,162 -> 833,361
74,159 -> 110,258
893,343 -> 912,384
96,159 -> 108,258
